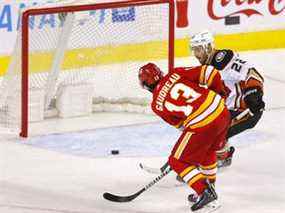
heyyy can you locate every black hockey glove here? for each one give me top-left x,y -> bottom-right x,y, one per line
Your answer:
243,87 -> 265,114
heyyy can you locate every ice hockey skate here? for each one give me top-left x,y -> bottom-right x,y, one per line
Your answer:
190,182 -> 221,212
217,146 -> 235,168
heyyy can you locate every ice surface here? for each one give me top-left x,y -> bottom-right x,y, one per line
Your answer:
1,49 -> 285,213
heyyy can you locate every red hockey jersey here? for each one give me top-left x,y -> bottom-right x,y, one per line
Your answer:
151,65 -> 228,130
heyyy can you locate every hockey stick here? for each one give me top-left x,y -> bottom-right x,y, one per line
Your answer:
103,166 -> 172,202
139,161 -> 169,174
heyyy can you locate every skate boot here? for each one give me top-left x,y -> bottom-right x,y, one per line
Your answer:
188,182 -> 215,203
190,181 -> 218,212
217,146 -> 235,168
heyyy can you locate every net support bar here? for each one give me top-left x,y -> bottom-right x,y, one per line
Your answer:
44,12 -> 75,110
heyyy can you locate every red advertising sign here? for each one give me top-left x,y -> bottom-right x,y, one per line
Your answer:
208,0 -> 285,20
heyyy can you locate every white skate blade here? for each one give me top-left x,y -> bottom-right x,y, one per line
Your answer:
192,200 -> 221,213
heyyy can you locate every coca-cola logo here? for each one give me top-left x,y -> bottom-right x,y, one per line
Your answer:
208,0 -> 285,20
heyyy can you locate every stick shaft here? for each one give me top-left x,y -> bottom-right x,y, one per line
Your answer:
103,167 -> 172,202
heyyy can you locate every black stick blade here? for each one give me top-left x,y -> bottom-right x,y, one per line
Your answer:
103,189 -> 144,202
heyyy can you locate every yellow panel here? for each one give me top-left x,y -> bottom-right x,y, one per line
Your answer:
1,29 -> 285,77
179,29 -> 285,57
0,56 -> 10,76
214,29 -> 285,51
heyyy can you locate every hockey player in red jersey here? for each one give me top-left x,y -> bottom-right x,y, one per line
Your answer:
190,30 -> 265,167
138,63 -> 231,212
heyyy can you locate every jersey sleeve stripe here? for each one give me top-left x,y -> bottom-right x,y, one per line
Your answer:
207,68 -> 218,87
246,68 -> 264,83
187,97 -> 225,129
199,65 -> 207,85
174,132 -> 193,160
204,66 -> 214,83
183,91 -> 216,126
234,83 -> 242,109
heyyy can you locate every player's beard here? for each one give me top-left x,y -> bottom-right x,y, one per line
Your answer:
198,54 -> 208,65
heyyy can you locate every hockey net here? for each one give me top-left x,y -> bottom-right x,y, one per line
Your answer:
0,0 -> 174,137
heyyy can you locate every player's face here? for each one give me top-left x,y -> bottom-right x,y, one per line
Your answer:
191,46 -> 208,64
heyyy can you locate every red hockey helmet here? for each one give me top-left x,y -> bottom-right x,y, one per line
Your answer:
138,63 -> 164,92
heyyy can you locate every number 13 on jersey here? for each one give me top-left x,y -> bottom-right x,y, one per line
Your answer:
165,83 -> 201,116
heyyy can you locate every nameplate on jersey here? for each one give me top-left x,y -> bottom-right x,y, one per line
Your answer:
156,73 -> 180,111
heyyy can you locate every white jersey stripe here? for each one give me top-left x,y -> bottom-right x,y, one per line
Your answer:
204,65 -> 215,83
187,94 -> 221,126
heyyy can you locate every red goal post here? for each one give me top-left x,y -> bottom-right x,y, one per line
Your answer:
1,0 -> 175,137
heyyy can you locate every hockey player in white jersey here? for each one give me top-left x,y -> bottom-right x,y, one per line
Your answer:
190,30 -> 265,168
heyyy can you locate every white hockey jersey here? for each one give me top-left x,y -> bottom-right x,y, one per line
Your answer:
209,49 -> 264,111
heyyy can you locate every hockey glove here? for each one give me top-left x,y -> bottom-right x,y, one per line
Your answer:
243,87 -> 265,113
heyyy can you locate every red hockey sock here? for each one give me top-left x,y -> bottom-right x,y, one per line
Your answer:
191,178 -> 207,195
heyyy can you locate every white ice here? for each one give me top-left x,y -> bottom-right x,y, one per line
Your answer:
1,49 -> 285,213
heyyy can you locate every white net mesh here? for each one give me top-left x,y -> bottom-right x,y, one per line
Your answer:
0,29 -> 22,131
0,0 -> 171,135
